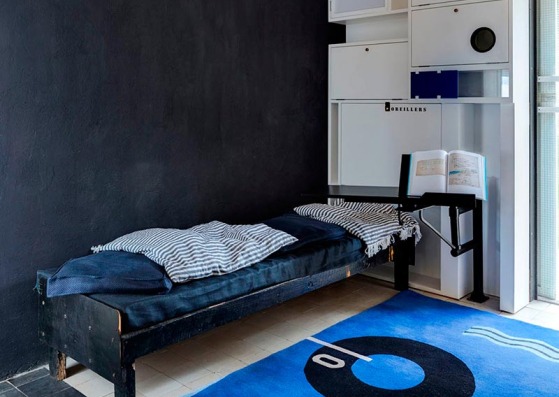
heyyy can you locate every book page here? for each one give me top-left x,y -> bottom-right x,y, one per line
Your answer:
446,150 -> 487,200
407,150 -> 448,196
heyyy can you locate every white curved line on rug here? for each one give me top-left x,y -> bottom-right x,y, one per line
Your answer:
464,326 -> 559,363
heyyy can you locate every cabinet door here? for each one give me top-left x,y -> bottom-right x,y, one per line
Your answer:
331,42 -> 408,100
339,103 -> 442,186
411,0 -> 466,6
411,0 -> 509,67
330,0 -> 387,18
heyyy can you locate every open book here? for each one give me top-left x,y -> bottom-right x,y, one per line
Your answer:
407,150 -> 487,200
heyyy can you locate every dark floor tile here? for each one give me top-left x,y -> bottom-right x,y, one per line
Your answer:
54,388 -> 86,397
17,375 -> 70,397
0,383 -> 14,393
9,368 -> 49,387
0,388 -> 26,397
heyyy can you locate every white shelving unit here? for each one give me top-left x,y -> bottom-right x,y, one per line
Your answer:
327,0 -> 512,299
329,0 -> 408,23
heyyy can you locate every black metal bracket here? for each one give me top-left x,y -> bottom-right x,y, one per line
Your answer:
418,206 -> 475,257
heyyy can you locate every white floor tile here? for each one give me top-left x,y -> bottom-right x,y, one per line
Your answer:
136,373 -> 185,397
185,372 -> 224,393
72,373 -> 115,397
165,360 -> 213,386
63,366 -> 97,388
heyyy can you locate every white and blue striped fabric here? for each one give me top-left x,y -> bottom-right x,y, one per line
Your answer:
294,202 -> 421,257
92,221 -> 298,283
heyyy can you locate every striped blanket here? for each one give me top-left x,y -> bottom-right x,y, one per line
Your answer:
294,202 -> 421,257
92,221 -> 297,283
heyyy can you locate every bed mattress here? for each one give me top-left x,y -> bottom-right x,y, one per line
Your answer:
39,236 -> 365,332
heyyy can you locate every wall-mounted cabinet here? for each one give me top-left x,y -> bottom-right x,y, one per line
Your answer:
410,0 -> 509,67
329,0 -> 408,23
330,41 -> 409,100
411,0 -> 468,6
327,0 -> 515,300
337,102 -> 442,186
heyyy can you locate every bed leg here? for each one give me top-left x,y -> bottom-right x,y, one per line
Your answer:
114,364 -> 135,397
48,348 -> 67,381
394,238 -> 414,291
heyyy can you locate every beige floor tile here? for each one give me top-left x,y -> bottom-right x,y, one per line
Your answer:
134,362 -> 163,383
543,302 -> 559,314
139,349 -> 191,374
238,348 -> 272,365
185,372 -> 224,393
197,351 -> 245,374
214,339 -> 269,362
157,386 -> 192,397
505,307 -> 541,322
136,373 -> 185,397
63,366 -> 97,388
170,339 -> 219,360
165,360 -> 213,386
241,330 -> 293,352
72,373 -> 115,397
530,311 -> 559,330
527,300 -> 552,311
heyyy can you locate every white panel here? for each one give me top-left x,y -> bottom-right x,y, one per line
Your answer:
339,103 -> 442,186
346,13 -> 408,43
328,104 -> 340,185
441,103 -> 475,150
500,0 -> 531,313
412,207 -> 442,280
474,104 -> 501,298
411,0 -> 509,67
331,42 -> 408,99
440,211 -> 473,298
439,103 -> 476,298
412,0 -> 468,6
332,0 -> 386,14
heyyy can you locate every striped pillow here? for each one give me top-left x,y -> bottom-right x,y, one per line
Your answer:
92,221 -> 298,283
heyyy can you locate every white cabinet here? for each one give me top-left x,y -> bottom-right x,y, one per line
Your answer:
331,0 -> 386,17
329,0 -> 408,22
327,0 -> 510,300
411,0 -> 467,6
411,0 -> 509,67
338,103 -> 442,186
330,41 -> 408,100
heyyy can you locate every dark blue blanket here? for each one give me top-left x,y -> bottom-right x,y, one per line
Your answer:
39,236 -> 364,332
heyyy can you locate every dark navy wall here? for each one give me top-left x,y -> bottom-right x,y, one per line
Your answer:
0,0 -> 342,378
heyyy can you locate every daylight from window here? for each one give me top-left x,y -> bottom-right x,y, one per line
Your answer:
537,0 -> 559,302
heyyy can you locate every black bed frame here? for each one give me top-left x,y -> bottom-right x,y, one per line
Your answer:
37,237 -> 414,397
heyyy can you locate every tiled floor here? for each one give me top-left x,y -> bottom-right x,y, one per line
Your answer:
3,276 -> 559,397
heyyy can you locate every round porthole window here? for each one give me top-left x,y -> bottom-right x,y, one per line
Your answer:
470,27 -> 496,53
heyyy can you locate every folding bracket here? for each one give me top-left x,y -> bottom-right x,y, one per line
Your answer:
418,207 -> 475,257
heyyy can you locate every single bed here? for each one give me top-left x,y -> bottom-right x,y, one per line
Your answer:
36,211 -> 416,397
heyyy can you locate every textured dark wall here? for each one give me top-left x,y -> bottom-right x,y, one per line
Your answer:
0,0 -> 340,378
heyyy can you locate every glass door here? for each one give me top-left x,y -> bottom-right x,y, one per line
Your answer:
536,0 -> 559,302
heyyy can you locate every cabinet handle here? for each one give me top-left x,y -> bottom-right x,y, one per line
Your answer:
454,8 -> 459,13
365,48 -> 370,52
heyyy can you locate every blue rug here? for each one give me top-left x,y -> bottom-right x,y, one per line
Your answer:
190,291 -> 559,396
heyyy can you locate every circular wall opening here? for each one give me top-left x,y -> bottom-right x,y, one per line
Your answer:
471,27 -> 496,53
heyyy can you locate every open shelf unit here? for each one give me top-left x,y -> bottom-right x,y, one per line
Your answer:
327,0 -> 511,299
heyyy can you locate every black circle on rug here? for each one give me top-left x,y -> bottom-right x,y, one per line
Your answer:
304,336 -> 475,397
